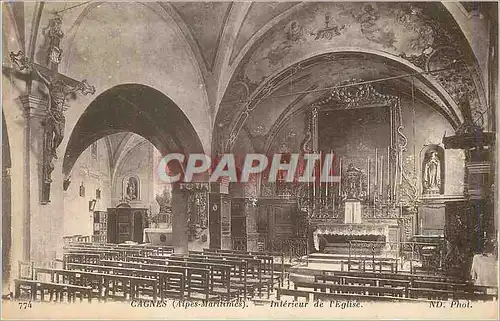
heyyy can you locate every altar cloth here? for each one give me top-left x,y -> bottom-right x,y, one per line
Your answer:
471,254 -> 498,287
143,228 -> 173,245
313,224 -> 389,251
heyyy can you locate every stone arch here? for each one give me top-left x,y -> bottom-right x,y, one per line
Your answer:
216,50 -> 464,154
62,83 -> 205,180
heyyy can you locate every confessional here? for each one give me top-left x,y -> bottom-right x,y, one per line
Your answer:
107,205 -> 148,243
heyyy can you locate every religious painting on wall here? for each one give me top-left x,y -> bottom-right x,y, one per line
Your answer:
123,176 -> 139,201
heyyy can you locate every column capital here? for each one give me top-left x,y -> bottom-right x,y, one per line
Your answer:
175,182 -> 209,193
19,95 -> 48,119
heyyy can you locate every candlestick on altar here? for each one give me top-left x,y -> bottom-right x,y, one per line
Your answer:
325,153 -> 329,199
367,158 -> 370,201
379,156 -> 383,196
375,148 -> 378,194
387,146 -> 390,198
338,158 -> 342,197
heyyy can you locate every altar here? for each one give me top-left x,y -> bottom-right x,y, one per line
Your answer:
313,223 -> 390,253
143,227 -> 173,245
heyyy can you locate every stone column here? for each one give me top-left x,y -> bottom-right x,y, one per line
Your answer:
20,95 -> 65,267
20,95 -> 45,263
244,198 -> 259,252
172,183 -> 210,253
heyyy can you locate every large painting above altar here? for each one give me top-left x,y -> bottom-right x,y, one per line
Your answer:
319,105 -> 392,203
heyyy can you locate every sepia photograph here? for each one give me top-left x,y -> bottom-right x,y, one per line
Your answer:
1,1 -> 498,319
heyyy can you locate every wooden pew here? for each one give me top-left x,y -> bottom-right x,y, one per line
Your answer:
67,242 -> 174,256
186,252 -> 267,297
64,248 -> 122,261
172,255 -> 252,299
276,287 -> 430,303
64,246 -> 142,260
293,281 -> 406,297
100,260 -> 217,301
127,257 -> 239,300
316,270 -> 493,300
328,270 -> 464,284
33,267 -> 158,301
204,248 -> 287,287
63,263 -> 185,300
14,279 -> 92,303
63,253 -> 101,267
315,274 -> 411,297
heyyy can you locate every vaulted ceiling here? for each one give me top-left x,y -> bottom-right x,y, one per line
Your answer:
3,1 -> 495,159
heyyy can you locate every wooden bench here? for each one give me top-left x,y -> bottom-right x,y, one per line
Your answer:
63,253 -> 101,266
204,248 -> 287,286
65,248 -> 122,261
186,252 -> 268,297
65,246 -> 142,260
314,274 -> 411,297
14,279 -> 92,302
276,287 -> 428,303
33,267 -> 158,301
329,270 -> 464,284
173,255 -> 254,299
63,263 -> 185,300
100,260 -> 217,301
293,281 -> 406,297
128,257 -> 240,300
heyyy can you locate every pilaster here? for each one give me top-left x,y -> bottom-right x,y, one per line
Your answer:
244,198 -> 259,252
20,95 -> 47,263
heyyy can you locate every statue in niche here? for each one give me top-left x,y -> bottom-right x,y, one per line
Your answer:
125,177 -> 139,200
423,151 -> 441,194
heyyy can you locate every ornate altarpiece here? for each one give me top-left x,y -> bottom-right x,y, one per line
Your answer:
291,79 -> 417,252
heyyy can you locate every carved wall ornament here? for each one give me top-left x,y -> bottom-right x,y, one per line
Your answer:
342,163 -> 366,200
313,79 -> 399,110
186,185 -> 208,241
45,13 -> 65,66
155,187 -> 172,213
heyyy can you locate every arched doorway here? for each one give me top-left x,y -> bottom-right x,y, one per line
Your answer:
63,84 -> 206,253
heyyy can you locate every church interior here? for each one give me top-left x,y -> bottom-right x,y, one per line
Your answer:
2,1 -> 498,308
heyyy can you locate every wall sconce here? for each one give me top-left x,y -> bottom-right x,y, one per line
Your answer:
89,199 -> 97,212
79,182 -> 85,197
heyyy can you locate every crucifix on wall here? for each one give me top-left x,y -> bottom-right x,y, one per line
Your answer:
9,14 -> 96,204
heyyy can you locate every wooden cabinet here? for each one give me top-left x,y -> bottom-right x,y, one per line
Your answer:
107,207 -> 148,244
